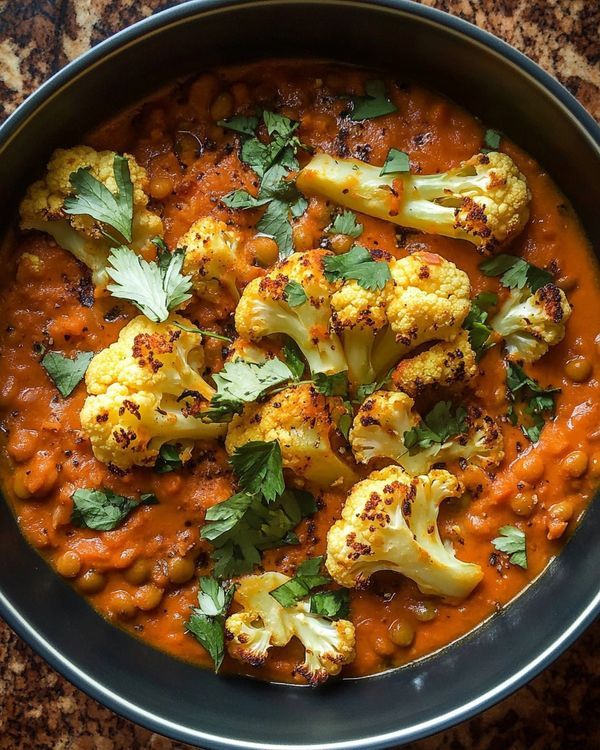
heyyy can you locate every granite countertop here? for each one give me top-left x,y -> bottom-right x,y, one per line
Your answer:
0,1 -> 599,748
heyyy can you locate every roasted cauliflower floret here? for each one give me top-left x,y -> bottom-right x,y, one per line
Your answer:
225,571 -> 356,685
19,146 -> 162,288
350,391 -> 503,474
325,466 -> 483,597
179,216 -> 243,301
80,314 -> 225,469
330,279 -> 389,386
390,331 -> 478,396
225,383 -> 357,488
235,250 -> 347,375
371,252 -> 471,376
297,151 -> 530,253
490,283 -> 572,362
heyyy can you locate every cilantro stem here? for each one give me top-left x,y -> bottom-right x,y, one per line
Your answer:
172,321 -> 232,342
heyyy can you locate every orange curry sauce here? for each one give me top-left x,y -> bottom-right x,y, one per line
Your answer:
1,62 -> 599,683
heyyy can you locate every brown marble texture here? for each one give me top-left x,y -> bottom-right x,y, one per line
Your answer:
0,1 -> 599,748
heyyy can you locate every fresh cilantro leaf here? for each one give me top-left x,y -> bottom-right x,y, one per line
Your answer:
463,292 -> 498,360
380,148 -> 410,175
200,395 -> 245,423
505,362 -> 560,442
212,359 -> 294,404
185,576 -> 236,671
171,320 -> 232,342
326,210 -> 363,238
64,155 -> 133,243
41,351 -> 93,397
313,371 -> 349,397
223,111 -> 307,259
221,190 -> 269,210
310,589 -> 351,620
256,198 -> 295,259
323,244 -> 391,291
479,254 -> 553,292
106,246 -> 192,322
404,401 -> 467,451
284,280 -> 308,307
154,444 -> 183,473
353,370 -> 394,404
483,128 -> 502,152
71,488 -> 156,531
217,115 -> 259,136
269,556 -> 331,608
282,341 -> 306,381
230,440 -> 285,503
492,525 -> 527,569
201,489 -> 317,579
349,80 -> 397,121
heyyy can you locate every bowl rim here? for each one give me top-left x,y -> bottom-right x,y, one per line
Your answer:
1,1 -> 599,749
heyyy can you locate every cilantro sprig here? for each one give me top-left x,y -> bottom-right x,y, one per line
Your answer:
185,576 -> 236,671
106,244 -> 192,322
201,489 -> 317,579
230,440 -> 285,504
348,80 -> 397,121
479,254 -> 553,293
41,350 -> 93,397
326,210 -> 363,239
64,155 -> 134,244
284,280 -> 308,307
323,244 -> 391,291
492,525 -> 527,569
404,401 -> 467,452
221,111 -> 308,258
269,556 -> 350,619
463,291 -> 498,360
505,362 -> 560,443
71,488 -> 157,531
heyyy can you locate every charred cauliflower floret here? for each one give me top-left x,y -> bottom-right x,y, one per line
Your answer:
225,572 -> 356,685
19,146 -> 162,288
80,315 -> 225,469
225,383 -> 357,488
350,391 -> 503,475
371,252 -> 471,376
390,331 -> 478,396
179,216 -> 243,301
297,151 -> 530,253
490,283 -> 572,362
325,466 -> 483,597
330,279 -> 390,386
235,250 -> 347,375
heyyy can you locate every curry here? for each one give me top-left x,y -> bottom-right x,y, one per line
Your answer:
1,61 -> 598,684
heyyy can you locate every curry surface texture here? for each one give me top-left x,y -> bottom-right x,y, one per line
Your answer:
1,62 -> 599,683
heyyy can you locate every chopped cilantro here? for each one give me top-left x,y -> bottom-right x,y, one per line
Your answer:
282,341 -> 306,381
380,148 -> 410,175
463,291 -> 498,360
71,488 -> 157,531
154,444 -> 184,473
323,244 -> 391,291
492,525 -> 527,569
185,576 -> 236,671
404,401 -> 467,451
230,440 -> 285,504
310,589 -> 351,620
313,371 -> 349,397
479,254 -> 553,293
201,489 -> 317,579
348,80 -> 397,121
41,350 -> 93,397
326,210 -> 363,238
217,115 -> 260,136
505,362 -> 560,443
269,556 -> 330,608
64,155 -> 133,244
482,128 -> 502,153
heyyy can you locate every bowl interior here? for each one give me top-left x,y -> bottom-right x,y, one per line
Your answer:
0,2 -> 599,749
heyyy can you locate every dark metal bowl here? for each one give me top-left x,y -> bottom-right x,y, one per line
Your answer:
0,2 -> 598,748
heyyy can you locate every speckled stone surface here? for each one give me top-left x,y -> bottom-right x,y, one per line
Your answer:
0,1 -> 599,748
